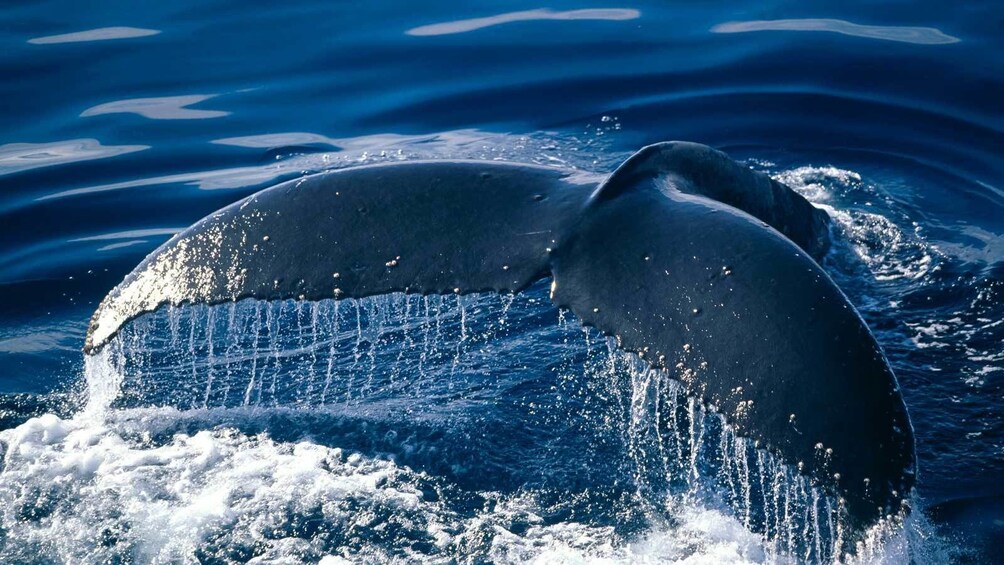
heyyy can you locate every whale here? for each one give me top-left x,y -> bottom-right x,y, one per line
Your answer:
83,141 -> 915,530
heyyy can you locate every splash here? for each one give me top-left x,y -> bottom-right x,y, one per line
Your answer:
49,281 -> 918,562
773,165 -> 939,283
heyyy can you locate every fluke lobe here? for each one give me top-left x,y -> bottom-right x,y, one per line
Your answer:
84,141 -> 915,530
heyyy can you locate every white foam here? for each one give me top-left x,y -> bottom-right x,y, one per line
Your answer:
1,407 -> 944,563
4,359 -> 948,565
0,412 -> 428,562
773,166 -> 938,283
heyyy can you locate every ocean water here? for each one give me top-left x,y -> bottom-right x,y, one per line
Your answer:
0,1 -> 1001,563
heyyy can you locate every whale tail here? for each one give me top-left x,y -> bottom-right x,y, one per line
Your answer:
84,142 -> 914,531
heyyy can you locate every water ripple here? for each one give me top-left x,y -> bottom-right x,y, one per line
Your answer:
0,139 -> 148,176
212,133 -> 341,149
407,8 -> 640,37
711,19 -> 960,45
37,130 -> 598,202
81,94 -> 229,120
69,228 -> 185,242
28,27 -> 161,45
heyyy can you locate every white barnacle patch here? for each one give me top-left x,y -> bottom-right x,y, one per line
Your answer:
226,267 -> 248,298
87,213 -> 269,351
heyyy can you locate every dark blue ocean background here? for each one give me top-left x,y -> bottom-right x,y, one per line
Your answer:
0,1 -> 1001,563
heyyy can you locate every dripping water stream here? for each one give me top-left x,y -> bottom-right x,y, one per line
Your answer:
75,280 -> 903,563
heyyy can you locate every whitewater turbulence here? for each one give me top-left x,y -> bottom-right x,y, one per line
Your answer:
0,283 -> 921,563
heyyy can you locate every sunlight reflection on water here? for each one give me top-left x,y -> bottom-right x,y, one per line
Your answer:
711,19 -> 960,45
407,8 -> 640,37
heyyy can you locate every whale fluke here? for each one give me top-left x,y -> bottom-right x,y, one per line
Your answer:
84,141 -> 914,530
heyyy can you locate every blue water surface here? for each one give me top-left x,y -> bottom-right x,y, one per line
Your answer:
0,1 -> 1001,563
